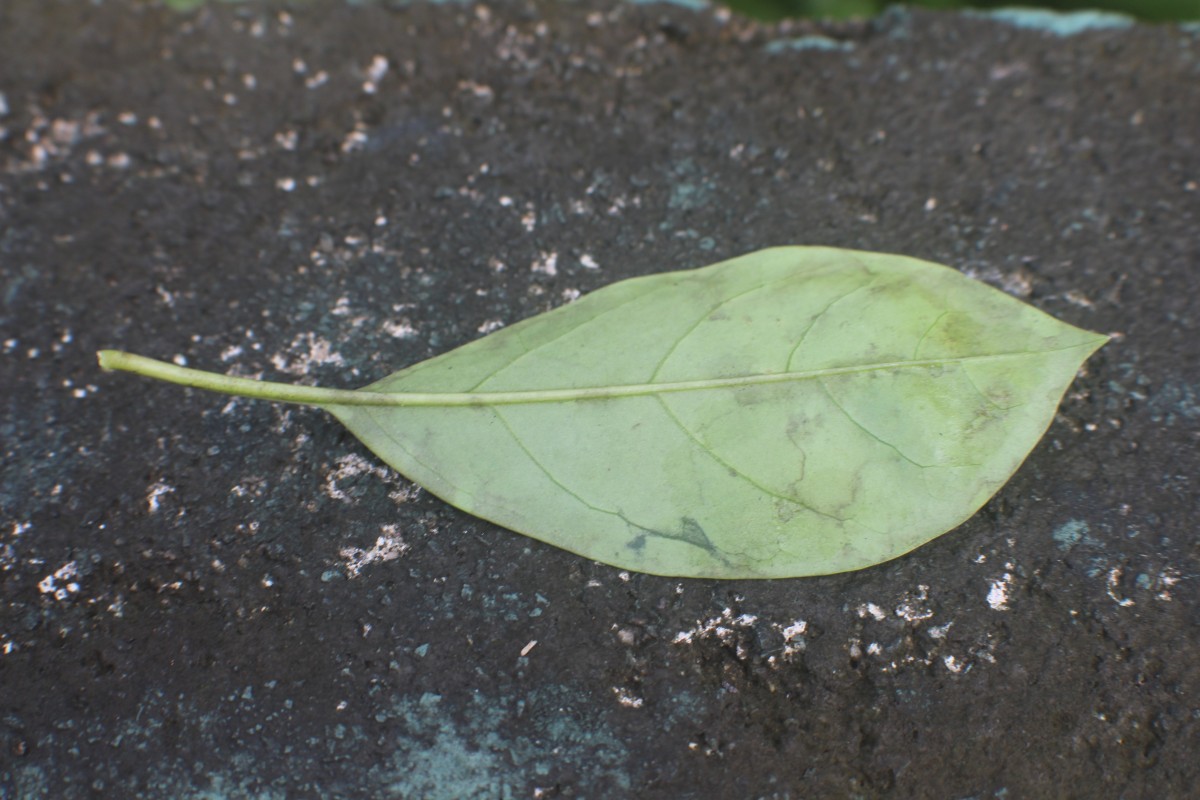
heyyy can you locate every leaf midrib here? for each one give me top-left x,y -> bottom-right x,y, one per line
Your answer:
98,344 -> 1097,409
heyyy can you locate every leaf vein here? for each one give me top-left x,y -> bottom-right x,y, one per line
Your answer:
785,279 -> 875,371
913,311 -> 951,359
818,378 -> 932,469
648,270 -> 805,382
468,277 -> 680,392
491,408 -> 623,518
655,394 -> 844,522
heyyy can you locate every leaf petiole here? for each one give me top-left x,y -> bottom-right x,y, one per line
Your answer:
98,350 -> 373,407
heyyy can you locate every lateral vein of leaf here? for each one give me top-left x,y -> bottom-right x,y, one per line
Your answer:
491,406 -> 620,516
649,270 -> 804,384
652,393 -> 843,522
467,276 -> 679,393
98,347 -> 1095,409
818,378 -> 929,469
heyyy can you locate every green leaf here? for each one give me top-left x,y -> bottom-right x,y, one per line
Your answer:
100,247 -> 1107,578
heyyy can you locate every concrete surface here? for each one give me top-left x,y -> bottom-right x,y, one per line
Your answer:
1,1 -> 1197,797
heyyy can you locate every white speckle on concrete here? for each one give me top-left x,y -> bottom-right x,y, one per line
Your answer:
1106,567 -> 1135,607
1063,289 -> 1095,309
38,561 -> 81,601
388,484 -> 420,505
457,80 -> 494,101
521,209 -> 538,232
520,640 -> 537,657
612,686 -> 644,708
780,620 -> 807,657
339,525 -> 409,578
928,622 -> 953,640
857,602 -> 886,621
895,584 -> 934,622
382,319 -> 418,338
477,318 -> 505,335
270,333 -> 344,376
987,572 -> 1013,610
672,608 -> 758,645
146,480 -> 175,514
579,253 -> 599,269
341,128 -> 368,153
323,453 -> 397,503
943,655 -> 965,674
363,55 -> 389,94
1153,567 -> 1181,601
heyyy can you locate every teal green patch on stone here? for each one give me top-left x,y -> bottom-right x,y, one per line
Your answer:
765,35 -> 855,54
1146,380 -> 1200,425
972,9 -> 1134,36
667,159 -> 716,213
1052,519 -> 1099,552
376,693 -> 511,800
627,0 -> 709,10
367,687 -> 631,797
193,767 -> 287,800
11,766 -> 50,800
662,689 -> 704,730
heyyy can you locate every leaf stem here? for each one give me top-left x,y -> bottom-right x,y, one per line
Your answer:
99,350 -> 374,407
98,344 -> 1101,409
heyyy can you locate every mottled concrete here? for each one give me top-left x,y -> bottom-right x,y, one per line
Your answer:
1,1 -> 1197,797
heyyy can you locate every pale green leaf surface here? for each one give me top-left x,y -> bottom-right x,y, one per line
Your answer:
313,246 -> 1107,578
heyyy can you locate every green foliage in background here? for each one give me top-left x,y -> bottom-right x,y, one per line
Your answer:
734,0 -> 1199,22
161,0 -> 1200,23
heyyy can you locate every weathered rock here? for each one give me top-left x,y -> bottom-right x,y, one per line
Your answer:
1,1 -> 1196,796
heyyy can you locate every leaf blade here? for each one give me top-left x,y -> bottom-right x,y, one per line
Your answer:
327,247 -> 1107,578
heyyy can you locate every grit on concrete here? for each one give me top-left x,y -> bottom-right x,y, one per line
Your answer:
1,1 -> 1197,797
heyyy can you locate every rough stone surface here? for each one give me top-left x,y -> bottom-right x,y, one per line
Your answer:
1,1 -> 1198,797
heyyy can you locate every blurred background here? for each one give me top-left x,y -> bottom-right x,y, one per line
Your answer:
161,0 -> 1200,23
